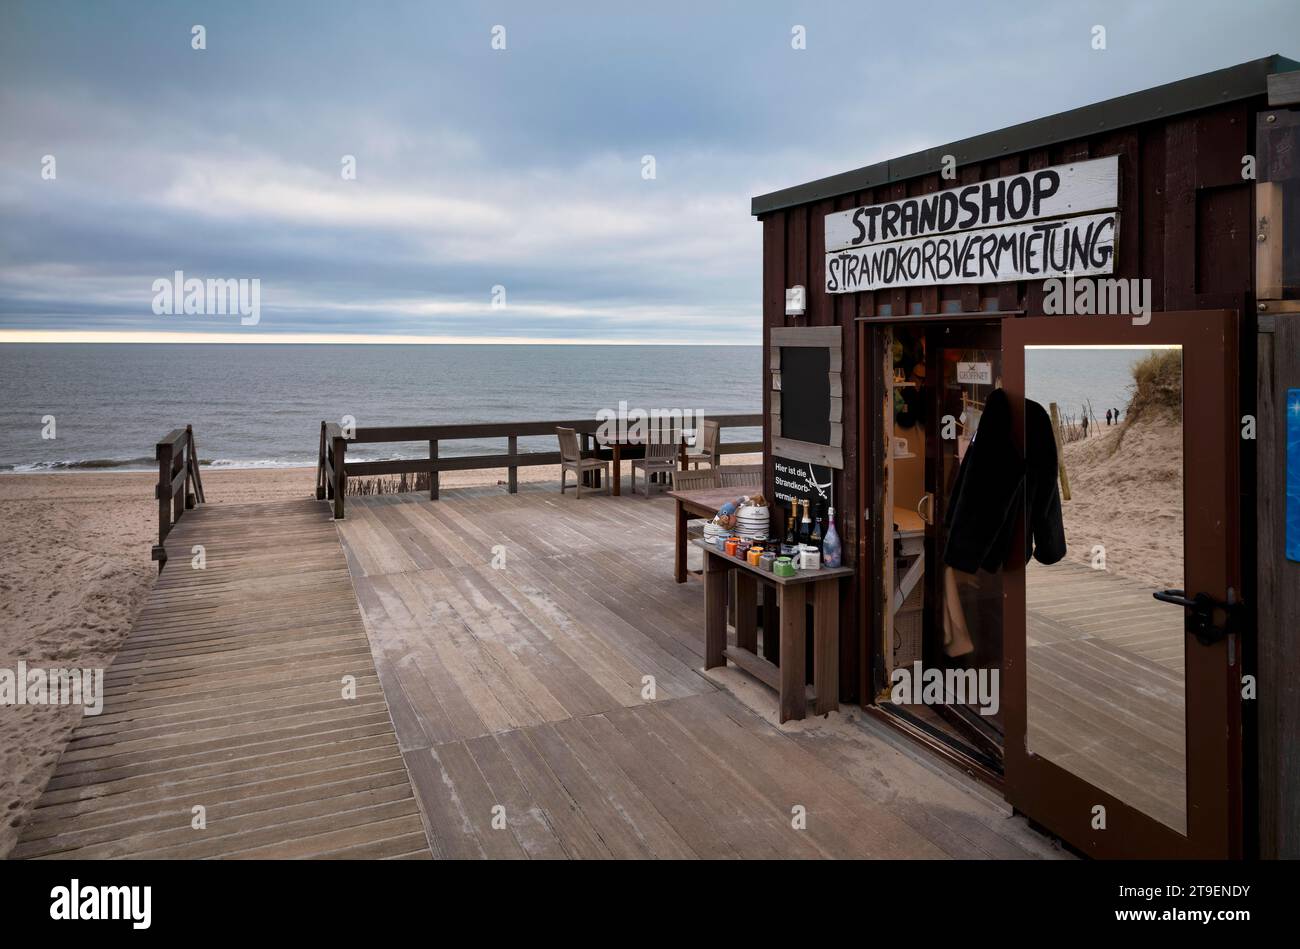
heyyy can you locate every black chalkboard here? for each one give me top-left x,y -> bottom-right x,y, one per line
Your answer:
779,345 -> 831,445
772,455 -> 834,506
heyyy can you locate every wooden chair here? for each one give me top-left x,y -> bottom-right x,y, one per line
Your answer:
671,468 -> 719,492
631,428 -> 680,497
556,427 -> 610,498
684,420 -> 721,470
718,463 -> 763,489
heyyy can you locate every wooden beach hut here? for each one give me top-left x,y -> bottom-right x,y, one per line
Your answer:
751,54 -> 1300,859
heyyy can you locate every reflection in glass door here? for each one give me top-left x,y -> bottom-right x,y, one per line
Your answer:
1024,344 -> 1186,835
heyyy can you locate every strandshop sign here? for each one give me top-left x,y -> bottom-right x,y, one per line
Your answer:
823,155 -> 1119,293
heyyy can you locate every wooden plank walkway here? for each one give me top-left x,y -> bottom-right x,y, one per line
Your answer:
14,498 -> 429,860
339,486 -> 1064,859
1027,560 -> 1186,834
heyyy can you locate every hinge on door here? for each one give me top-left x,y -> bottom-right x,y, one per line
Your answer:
1152,587 -> 1243,647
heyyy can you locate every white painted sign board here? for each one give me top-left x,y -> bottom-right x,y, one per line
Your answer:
822,155 -> 1121,295
825,211 -> 1118,293
824,155 -> 1119,252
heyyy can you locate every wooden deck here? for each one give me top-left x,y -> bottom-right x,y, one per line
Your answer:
1026,560 -> 1186,834
17,485 -> 1065,860
338,486 -> 1063,859
14,498 -> 428,859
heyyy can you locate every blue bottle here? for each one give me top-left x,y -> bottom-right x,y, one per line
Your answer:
822,506 -> 842,568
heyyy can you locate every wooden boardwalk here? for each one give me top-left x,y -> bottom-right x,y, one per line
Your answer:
1027,560 -> 1186,834
338,486 -> 1063,859
14,498 -> 428,859
17,485 -> 1065,860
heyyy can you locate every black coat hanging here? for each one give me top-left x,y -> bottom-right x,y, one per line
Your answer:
942,388 -> 1066,574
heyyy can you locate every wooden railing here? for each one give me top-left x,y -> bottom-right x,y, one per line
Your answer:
316,413 -> 762,519
152,424 -> 205,569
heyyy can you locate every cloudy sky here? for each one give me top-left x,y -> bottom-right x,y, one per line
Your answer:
1,0 -> 1295,344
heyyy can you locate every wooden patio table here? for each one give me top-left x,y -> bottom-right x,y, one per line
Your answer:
695,539 -> 853,722
599,435 -> 690,497
667,485 -> 745,582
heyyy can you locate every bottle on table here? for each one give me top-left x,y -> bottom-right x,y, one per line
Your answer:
823,507 -> 842,568
784,506 -> 797,547
798,499 -> 812,547
811,505 -> 823,553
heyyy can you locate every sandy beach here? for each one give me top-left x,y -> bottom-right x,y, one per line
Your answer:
1055,406 -> 1184,589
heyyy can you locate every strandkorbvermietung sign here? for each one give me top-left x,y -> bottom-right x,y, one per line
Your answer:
823,155 -> 1119,293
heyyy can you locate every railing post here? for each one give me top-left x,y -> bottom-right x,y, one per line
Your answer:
316,421 -> 327,500
171,439 -> 185,526
332,435 -> 347,519
186,424 -> 205,504
154,439 -> 173,570
184,426 -> 197,509
429,439 -> 439,500
507,435 -> 518,494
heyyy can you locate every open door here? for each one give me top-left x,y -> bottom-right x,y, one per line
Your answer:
1002,310 -> 1242,859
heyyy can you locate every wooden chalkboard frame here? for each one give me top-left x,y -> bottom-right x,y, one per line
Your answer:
769,326 -> 844,469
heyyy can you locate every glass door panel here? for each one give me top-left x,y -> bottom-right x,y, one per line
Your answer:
1024,344 -> 1186,834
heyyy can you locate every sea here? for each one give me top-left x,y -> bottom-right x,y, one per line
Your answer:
0,344 -> 763,471
0,343 -> 1155,472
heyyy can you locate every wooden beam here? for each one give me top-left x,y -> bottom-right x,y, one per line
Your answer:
1049,402 -> 1072,501
507,435 -> 518,494
332,436 -> 347,519
1257,182 -> 1284,300
429,439 -> 439,500
1268,71 -> 1300,106
771,326 -> 841,347
772,436 -> 844,470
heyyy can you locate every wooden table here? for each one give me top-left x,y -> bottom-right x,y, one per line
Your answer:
696,539 -> 853,723
667,485 -> 745,582
601,438 -> 689,497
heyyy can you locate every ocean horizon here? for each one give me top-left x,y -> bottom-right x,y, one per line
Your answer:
0,343 -> 765,472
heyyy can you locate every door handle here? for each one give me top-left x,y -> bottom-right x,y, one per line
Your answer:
916,493 -> 934,525
1153,588 -> 1242,646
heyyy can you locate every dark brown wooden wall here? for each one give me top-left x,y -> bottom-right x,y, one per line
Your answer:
759,98 -> 1262,710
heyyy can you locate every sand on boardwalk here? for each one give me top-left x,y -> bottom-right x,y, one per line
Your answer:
0,456 -> 756,858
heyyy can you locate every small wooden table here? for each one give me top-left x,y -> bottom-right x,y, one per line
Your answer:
667,486 -> 744,582
602,437 -> 689,497
695,539 -> 853,723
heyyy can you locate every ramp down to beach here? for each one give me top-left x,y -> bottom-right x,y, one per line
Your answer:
14,498 -> 429,859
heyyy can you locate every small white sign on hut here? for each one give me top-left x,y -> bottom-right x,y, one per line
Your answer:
956,361 -> 993,385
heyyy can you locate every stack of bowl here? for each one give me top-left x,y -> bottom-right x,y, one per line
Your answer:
733,504 -> 770,542
702,520 -> 730,545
